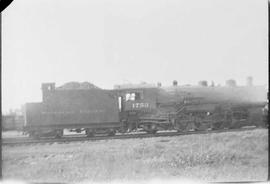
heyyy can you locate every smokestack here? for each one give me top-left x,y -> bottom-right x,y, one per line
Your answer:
246,76 -> 253,86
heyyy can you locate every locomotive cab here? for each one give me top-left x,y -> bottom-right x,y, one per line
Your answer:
116,88 -> 158,112
115,88 -> 160,133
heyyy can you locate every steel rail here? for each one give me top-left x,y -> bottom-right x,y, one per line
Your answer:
2,127 -> 265,146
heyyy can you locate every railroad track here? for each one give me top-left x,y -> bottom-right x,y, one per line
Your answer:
2,127 -> 265,146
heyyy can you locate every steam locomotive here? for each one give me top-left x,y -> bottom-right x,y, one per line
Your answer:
24,82 -> 268,138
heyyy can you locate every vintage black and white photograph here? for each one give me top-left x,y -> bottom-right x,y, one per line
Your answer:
1,0 -> 268,183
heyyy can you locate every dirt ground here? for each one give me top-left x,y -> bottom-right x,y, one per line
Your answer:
2,129 -> 268,183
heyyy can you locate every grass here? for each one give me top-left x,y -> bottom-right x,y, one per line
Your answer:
2,129 -> 268,183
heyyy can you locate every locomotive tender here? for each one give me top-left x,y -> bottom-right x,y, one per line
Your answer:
24,82 -> 268,138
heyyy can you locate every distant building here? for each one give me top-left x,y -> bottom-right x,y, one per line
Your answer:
226,79 -> 237,87
246,76 -> 253,86
198,80 -> 208,87
173,80 -> 178,86
210,81 -> 215,87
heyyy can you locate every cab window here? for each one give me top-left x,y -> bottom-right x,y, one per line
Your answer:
125,92 -> 142,101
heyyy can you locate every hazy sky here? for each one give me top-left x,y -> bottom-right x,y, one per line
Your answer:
2,0 -> 268,112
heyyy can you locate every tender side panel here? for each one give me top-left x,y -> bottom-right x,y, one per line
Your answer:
26,89 -> 120,128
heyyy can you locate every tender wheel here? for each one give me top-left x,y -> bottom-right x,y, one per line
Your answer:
30,131 -> 40,139
108,129 -> 116,136
55,129 -> 63,138
119,127 -> 128,133
174,120 -> 189,132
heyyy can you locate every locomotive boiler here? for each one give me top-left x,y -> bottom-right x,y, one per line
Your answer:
23,82 -> 268,138
114,84 -> 267,133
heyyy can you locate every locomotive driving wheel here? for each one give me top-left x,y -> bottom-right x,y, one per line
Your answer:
30,131 -> 40,139
194,120 -> 209,131
174,112 -> 195,132
146,129 -> 157,134
210,109 -> 232,130
174,119 -> 189,132
85,129 -> 94,137
142,123 -> 157,134
212,121 -> 225,130
192,112 -> 215,131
